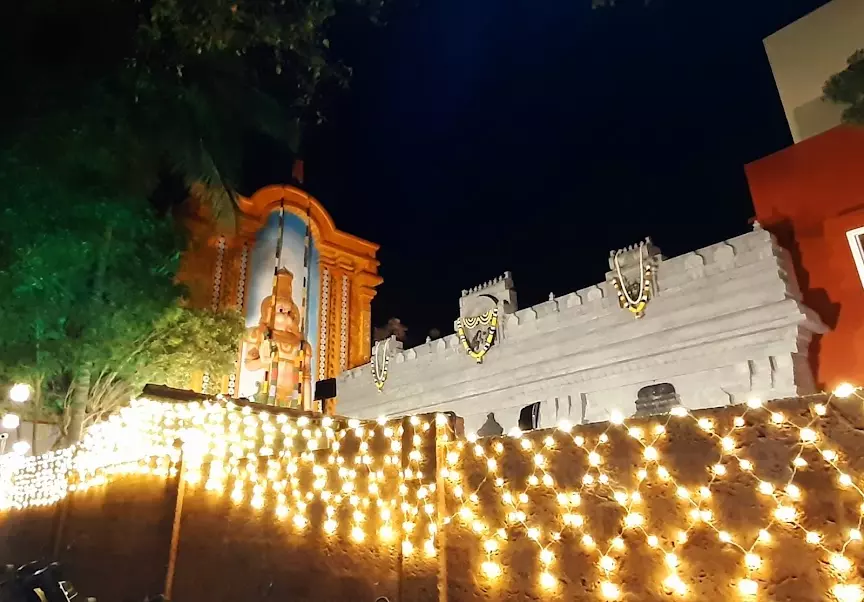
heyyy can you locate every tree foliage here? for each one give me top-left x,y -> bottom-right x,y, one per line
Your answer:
1,0 -> 390,223
0,0 -> 390,444
374,318 -> 408,343
824,49 -> 864,126
0,155 -> 244,442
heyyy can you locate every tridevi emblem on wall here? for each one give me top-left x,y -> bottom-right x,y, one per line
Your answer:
370,337 -> 391,391
609,238 -> 660,319
455,307 -> 499,363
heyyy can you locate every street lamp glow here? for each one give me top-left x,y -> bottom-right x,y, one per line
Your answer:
8,383 -> 31,403
1,413 -> 20,430
11,440 -> 30,455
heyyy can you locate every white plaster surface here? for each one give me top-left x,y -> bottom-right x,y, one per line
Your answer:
337,230 -> 826,435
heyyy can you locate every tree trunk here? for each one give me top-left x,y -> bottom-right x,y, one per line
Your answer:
66,367 -> 91,446
31,375 -> 42,454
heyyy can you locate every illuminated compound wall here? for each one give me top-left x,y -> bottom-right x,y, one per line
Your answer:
3,390 -> 864,602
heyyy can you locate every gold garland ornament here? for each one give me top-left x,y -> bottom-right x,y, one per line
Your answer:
611,247 -> 652,318
455,308 -> 498,363
371,338 -> 390,391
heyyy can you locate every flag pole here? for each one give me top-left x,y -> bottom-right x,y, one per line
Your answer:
297,198 -> 313,410
264,199 -> 286,405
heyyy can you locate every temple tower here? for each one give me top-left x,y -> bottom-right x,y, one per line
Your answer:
177,184 -> 382,403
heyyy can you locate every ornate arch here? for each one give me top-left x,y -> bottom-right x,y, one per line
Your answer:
236,185 -> 379,263
180,184 -> 383,398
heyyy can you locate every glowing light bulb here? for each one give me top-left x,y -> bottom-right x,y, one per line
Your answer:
540,548 -> 555,565
624,513 -> 643,528
746,398 -> 762,409
600,581 -> 620,600
539,571 -> 556,590
665,553 -> 679,568
8,383 -> 31,403
582,534 -> 595,549
850,529 -> 862,541
834,383 -> 857,398
663,574 -> 686,596
610,410 -> 624,425
833,584 -> 864,602
745,553 -> 762,570
2,413 -> 21,430
805,531 -> 821,544
774,505 -> 796,523
644,447 -> 658,461
800,428 -> 817,443
758,481 -> 774,495
831,554 -> 852,573
599,556 -> 615,572
482,561 -> 502,579
588,451 -> 602,466
12,440 -> 31,455
739,579 -> 758,597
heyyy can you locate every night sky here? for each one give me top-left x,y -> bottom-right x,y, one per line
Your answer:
297,0 -> 828,345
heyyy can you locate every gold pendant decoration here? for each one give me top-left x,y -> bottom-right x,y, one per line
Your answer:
371,338 -> 390,391
455,308 -> 499,363
611,242 -> 653,319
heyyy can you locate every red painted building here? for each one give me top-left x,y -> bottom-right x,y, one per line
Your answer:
746,125 -> 864,388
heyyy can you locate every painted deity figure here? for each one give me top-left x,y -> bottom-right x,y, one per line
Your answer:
244,268 -> 312,407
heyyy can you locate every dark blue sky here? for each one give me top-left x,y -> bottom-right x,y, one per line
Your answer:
302,0 -> 828,342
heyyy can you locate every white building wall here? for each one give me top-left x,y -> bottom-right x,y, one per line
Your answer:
337,230 -> 825,435
764,0 -> 864,143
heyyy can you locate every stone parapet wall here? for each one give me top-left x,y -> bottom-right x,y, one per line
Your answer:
338,230 -> 826,434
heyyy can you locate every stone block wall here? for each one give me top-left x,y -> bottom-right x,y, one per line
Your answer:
0,475 -> 174,602
337,230 -> 827,435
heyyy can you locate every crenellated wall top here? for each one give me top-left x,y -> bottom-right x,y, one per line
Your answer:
340,228 -> 789,382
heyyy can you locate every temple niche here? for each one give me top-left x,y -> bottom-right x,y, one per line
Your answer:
177,184 -> 382,409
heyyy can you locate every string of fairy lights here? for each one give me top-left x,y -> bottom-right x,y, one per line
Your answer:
1,386 -> 864,601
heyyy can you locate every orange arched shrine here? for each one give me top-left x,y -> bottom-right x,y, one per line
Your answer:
178,184 -> 382,402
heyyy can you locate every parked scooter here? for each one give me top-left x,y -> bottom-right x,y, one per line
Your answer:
0,562 -> 78,602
